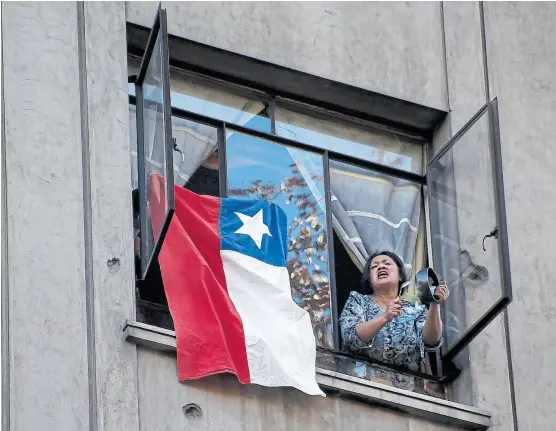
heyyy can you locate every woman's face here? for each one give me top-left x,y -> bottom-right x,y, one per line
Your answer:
370,255 -> 400,291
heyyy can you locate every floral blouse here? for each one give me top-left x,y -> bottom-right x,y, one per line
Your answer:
339,291 -> 443,375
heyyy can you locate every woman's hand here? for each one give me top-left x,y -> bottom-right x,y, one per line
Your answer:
434,281 -> 450,304
384,297 -> 402,321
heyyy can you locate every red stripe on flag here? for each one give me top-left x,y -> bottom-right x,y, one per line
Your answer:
148,174 -> 250,383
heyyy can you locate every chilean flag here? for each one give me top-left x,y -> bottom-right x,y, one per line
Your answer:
149,174 -> 324,396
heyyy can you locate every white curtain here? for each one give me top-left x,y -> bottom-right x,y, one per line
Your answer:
329,161 -> 422,286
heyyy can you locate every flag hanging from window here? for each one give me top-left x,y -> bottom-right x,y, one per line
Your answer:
149,174 -> 324,396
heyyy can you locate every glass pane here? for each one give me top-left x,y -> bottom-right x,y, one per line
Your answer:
131,108 -> 219,195
170,68 -> 271,133
141,32 -> 170,273
171,117 -> 219,195
226,133 -> 333,348
129,104 -> 141,280
275,104 -> 424,174
129,58 -> 271,133
428,109 -> 502,353
130,105 -> 219,292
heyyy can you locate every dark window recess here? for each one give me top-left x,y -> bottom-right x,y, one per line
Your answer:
332,230 -> 362,349
185,163 -> 220,197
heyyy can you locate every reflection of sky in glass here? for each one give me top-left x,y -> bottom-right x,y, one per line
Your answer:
129,83 -> 270,133
141,35 -> 169,278
226,132 -> 334,348
130,81 -> 417,174
276,121 -> 413,172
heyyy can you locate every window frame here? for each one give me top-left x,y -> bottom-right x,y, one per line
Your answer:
128,93 -> 436,382
427,98 -> 513,365
133,5 -> 175,283
126,9 -> 512,385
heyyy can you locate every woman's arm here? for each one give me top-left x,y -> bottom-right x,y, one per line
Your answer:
339,292 -> 374,351
355,314 -> 390,343
421,281 -> 449,346
422,303 -> 442,346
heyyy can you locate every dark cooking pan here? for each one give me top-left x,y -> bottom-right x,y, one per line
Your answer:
415,267 -> 441,305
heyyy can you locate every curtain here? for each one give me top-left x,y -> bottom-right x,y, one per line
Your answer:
329,161 -> 423,288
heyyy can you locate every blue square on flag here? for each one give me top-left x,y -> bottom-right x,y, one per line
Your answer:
220,199 -> 288,266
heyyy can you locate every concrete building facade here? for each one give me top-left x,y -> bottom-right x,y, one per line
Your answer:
2,2 -> 555,430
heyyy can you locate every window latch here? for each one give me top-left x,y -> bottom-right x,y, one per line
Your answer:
482,227 -> 499,251
173,137 -> 185,163
128,75 -> 137,84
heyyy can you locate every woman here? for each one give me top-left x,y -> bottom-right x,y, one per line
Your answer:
339,251 -> 449,388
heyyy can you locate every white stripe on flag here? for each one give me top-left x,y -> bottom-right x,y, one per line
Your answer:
220,250 -> 325,396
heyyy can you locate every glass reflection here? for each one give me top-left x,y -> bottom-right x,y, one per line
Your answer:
130,106 -> 220,285
140,33 -> 170,274
170,117 -> 219,196
130,110 -> 219,197
129,58 -> 271,133
169,68 -> 271,133
428,110 -> 502,353
275,104 -> 424,174
226,133 -> 334,348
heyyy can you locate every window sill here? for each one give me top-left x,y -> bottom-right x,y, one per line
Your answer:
123,320 -> 490,430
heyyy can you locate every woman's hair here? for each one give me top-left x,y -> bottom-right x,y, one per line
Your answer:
361,250 -> 407,295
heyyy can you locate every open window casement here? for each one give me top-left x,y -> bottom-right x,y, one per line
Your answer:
426,99 -> 512,378
134,5 -> 175,282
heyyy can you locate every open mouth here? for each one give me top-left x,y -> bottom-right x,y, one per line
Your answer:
377,269 -> 389,279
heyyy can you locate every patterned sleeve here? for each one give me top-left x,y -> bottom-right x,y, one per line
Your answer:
339,291 -> 371,352
415,304 -> 443,354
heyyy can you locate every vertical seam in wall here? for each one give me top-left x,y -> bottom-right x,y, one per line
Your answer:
136,347 -> 142,431
77,2 -> 98,431
479,2 -> 491,102
440,1 -> 452,114
502,308 -> 519,431
480,3 -> 519,431
1,1 -> 11,427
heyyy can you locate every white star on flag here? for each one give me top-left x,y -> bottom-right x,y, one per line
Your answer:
234,209 -> 272,249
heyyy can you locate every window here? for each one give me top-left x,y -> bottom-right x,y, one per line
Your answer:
128,6 -> 512,400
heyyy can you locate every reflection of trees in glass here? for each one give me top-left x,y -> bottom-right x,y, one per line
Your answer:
229,163 -> 333,348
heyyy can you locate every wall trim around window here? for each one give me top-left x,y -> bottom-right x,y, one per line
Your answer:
123,320 -> 490,430
126,22 -> 447,138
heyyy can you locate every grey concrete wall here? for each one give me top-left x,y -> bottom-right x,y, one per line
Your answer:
137,347 -> 460,431
7,2 -> 555,431
2,2 -> 90,430
125,1 -> 448,111
484,2 -> 556,430
2,1 -> 139,430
